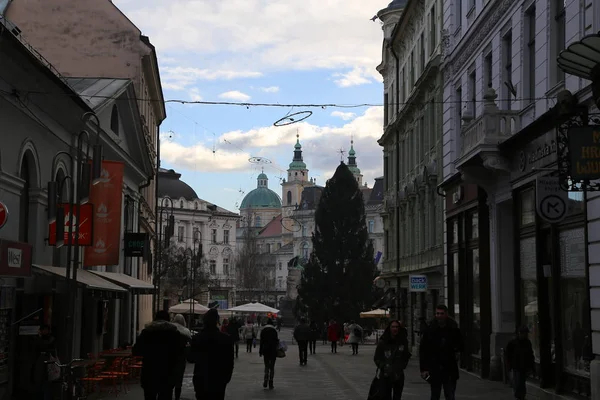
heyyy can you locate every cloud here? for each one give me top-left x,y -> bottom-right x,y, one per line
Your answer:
160,66 -> 262,91
333,66 -> 383,87
259,86 -> 280,93
160,107 -> 384,183
188,88 -> 202,101
114,0 -> 390,83
219,91 -> 251,101
330,111 -> 356,121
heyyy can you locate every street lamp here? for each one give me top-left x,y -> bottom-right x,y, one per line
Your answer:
154,198 -> 174,313
557,32 -> 600,108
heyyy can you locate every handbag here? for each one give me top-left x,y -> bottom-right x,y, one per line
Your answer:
46,354 -> 61,382
367,368 -> 382,400
276,348 -> 286,358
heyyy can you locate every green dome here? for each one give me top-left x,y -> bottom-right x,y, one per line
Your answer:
240,173 -> 282,209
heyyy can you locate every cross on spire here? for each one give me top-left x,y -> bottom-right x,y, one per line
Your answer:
339,148 -> 346,162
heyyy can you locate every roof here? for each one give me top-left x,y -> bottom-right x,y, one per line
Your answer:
368,177 -> 384,205
377,0 -> 408,18
258,214 -> 283,238
360,187 -> 373,204
272,242 -> 294,254
65,78 -> 131,110
240,173 -> 282,209
158,168 -> 199,200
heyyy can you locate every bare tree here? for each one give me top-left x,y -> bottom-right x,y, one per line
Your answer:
159,244 -> 214,302
235,227 -> 269,290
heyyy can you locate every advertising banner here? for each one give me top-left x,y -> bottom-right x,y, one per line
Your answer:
48,203 -> 94,246
84,161 -> 124,267
0,239 -> 32,277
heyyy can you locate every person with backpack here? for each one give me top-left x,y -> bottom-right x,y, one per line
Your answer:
347,320 -> 364,355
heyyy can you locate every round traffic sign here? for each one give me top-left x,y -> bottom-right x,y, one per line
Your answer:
0,202 -> 8,229
539,195 -> 567,222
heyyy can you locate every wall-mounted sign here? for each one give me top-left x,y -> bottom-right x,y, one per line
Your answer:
409,274 -> 428,292
48,203 -> 94,246
536,176 -> 568,224
567,125 -> 600,181
124,232 -> 148,257
0,240 -> 32,277
0,202 -> 7,229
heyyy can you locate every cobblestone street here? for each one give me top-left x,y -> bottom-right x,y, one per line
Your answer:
105,329 -> 519,400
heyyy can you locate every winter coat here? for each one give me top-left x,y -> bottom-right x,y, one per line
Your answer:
241,323 -> 255,340
173,323 -> 192,387
506,337 -> 535,372
226,321 -> 241,341
190,326 -> 234,392
259,325 -> 279,360
293,323 -> 312,342
327,324 -> 340,342
419,318 -> 463,382
31,335 -> 57,386
347,324 -> 363,344
309,322 -> 320,341
374,332 -> 411,382
133,320 -> 187,390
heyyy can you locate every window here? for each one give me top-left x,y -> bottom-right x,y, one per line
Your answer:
520,236 -> 538,359
287,191 -> 292,205
301,224 -> 307,237
266,243 -> 271,253
551,0 -> 566,84
468,68 -> 476,117
471,248 -> 481,355
110,105 -> 119,135
194,202 -> 198,210
520,189 -> 535,226
468,0 -> 475,11
177,226 -> 184,242
180,200 -> 184,209
484,52 -> 493,90
453,252 -> 460,326
502,31 -> 513,110
526,6 -> 536,104
278,243 -> 282,249
209,260 -> 216,275
384,93 -> 389,125
456,0 -> 462,30
211,229 -> 217,244
368,220 -> 375,233
223,258 -> 230,275
302,242 -> 309,259
401,67 -> 406,102
428,99 -> 436,149
469,212 -> 479,239
223,229 -> 230,244
255,215 -> 262,227
420,33 -> 425,72
430,5 -> 436,53
409,51 -> 415,87
278,262 -> 282,271
193,228 -> 200,242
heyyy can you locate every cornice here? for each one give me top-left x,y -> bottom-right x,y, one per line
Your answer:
0,172 -> 25,196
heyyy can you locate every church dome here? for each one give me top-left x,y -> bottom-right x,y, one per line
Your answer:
240,173 -> 282,209
158,168 -> 199,200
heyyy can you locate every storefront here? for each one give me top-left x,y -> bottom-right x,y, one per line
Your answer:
505,128 -> 592,396
443,180 -> 491,378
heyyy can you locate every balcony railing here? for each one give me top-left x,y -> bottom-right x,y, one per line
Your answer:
460,87 -> 521,158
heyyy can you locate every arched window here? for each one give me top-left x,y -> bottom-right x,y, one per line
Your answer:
255,215 -> 262,227
180,200 -> 184,209
302,242 -> 309,259
110,105 -> 119,134
19,150 -> 38,243
287,191 -> 292,205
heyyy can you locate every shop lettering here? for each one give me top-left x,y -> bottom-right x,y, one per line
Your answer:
527,140 -> 557,164
7,248 -> 22,268
568,126 -> 600,181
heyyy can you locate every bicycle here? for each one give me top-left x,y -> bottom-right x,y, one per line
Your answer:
45,357 -> 87,400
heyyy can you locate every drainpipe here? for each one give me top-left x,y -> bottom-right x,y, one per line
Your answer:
0,0 -> 12,16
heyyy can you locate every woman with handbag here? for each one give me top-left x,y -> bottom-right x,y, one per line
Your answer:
373,320 -> 411,400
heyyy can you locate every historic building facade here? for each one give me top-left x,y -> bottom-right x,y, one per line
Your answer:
376,0 -> 445,349
157,169 -> 239,310
440,0 -> 598,396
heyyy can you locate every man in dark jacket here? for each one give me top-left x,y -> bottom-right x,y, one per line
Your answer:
419,304 -> 463,400
190,309 -> 234,400
226,318 -> 241,358
133,310 -> 187,400
506,326 -> 535,400
293,318 -> 311,366
259,319 -> 279,389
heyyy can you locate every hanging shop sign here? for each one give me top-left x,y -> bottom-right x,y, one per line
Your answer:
567,125 -> 600,181
48,203 -> 94,246
124,232 -> 148,257
0,239 -> 32,277
409,274 -> 428,292
0,202 -> 8,230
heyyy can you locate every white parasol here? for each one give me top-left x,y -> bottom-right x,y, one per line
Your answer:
169,298 -> 210,315
359,309 -> 389,318
227,302 -> 279,314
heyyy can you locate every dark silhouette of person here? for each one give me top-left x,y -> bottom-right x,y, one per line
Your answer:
374,320 -> 411,400
259,318 -> 279,389
506,326 -> 535,400
309,320 -> 319,354
294,318 -> 311,365
190,309 -> 234,400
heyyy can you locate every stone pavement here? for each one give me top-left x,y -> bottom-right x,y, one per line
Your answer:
102,328 -> 522,400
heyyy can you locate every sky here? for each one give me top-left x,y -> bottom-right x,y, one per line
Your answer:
114,0 -> 390,213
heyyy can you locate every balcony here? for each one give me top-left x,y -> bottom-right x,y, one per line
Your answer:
455,87 -> 519,174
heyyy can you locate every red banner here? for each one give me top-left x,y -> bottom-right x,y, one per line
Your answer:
48,203 -> 94,246
84,161 -> 124,267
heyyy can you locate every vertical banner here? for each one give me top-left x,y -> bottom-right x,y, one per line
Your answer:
84,161 -> 124,267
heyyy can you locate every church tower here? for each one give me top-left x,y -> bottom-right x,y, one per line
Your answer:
281,135 -> 310,231
347,140 -> 363,186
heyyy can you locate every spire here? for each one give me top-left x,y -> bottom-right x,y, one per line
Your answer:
347,139 -> 361,175
289,133 -> 307,170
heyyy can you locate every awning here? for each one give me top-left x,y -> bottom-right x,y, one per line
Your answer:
88,270 -> 156,295
33,265 -> 127,298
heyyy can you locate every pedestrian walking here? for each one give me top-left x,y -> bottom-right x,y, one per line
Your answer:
374,320 -> 411,400
220,318 -> 230,334
309,320 -> 319,354
241,320 -> 255,353
347,320 -> 364,355
294,318 -> 311,365
133,310 -> 187,400
506,326 -> 535,400
31,324 -> 57,400
172,314 -> 192,400
322,322 -> 328,345
259,318 -> 279,390
190,309 -> 234,400
226,317 -> 241,358
328,319 -> 340,353
419,304 -> 463,400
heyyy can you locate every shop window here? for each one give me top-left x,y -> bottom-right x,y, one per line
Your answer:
559,228 -> 590,376
469,212 -> 479,239
520,236 -> 539,360
453,252 -> 460,327
452,219 -> 459,244
471,248 -> 481,356
520,189 -> 535,226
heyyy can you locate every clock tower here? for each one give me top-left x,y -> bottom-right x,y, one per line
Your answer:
281,134 -> 311,233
